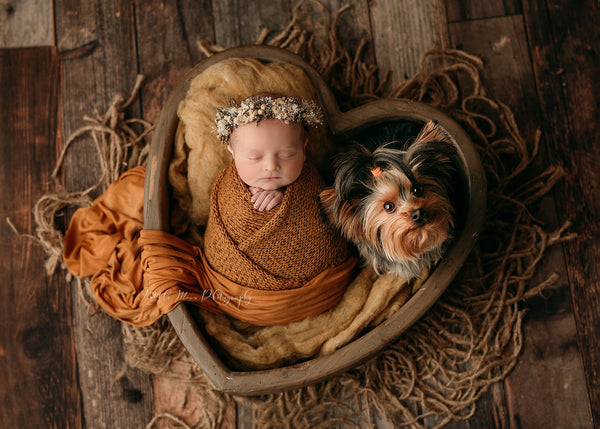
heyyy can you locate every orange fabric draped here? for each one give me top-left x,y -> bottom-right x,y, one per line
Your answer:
63,166 -> 357,326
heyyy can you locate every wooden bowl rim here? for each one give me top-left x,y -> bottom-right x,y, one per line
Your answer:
143,45 -> 486,396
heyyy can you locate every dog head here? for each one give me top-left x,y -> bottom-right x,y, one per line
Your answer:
320,120 -> 461,277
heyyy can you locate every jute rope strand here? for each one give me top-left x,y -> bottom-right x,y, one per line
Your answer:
30,75 -> 153,275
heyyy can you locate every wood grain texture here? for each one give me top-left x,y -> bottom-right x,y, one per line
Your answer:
324,0 -> 374,61
369,0 -> 450,88
507,313 -> 592,428
0,47 -> 81,428
445,0 -> 521,22
449,15 -> 539,136
448,13 -> 593,428
135,0 -> 215,124
54,0 -> 153,426
0,0 -> 53,47
212,0 -> 293,47
522,0 -> 600,425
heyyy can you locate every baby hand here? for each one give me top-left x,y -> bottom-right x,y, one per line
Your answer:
249,187 -> 284,211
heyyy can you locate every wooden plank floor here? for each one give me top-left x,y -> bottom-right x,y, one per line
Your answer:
1,0 -> 598,427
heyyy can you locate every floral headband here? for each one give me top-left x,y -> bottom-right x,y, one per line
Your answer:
215,95 -> 324,142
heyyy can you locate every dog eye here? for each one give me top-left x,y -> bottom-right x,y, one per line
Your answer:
412,184 -> 424,197
383,201 -> 396,213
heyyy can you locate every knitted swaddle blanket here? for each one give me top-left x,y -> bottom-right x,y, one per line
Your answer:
205,161 -> 351,291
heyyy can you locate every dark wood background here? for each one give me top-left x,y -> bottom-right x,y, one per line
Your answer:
1,0 -> 598,427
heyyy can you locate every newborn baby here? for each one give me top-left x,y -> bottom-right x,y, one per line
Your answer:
204,94 -> 353,291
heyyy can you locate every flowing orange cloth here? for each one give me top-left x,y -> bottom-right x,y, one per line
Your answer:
63,166 -> 357,326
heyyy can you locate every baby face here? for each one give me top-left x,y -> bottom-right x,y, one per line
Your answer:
227,119 -> 307,190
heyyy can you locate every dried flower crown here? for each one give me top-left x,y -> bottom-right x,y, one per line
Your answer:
215,95 -> 324,142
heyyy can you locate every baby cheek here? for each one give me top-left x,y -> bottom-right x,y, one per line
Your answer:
288,158 -> 305,179
235,162 -> 259,183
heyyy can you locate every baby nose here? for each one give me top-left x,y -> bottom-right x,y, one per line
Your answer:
264,157 -> 280,171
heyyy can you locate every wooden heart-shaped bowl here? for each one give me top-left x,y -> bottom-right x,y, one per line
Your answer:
144,45 -> 486,396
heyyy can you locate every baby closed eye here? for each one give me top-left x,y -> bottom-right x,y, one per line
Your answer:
278,151 -> 296,159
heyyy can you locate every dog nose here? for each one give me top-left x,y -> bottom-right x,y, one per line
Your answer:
411,208 -> 426,224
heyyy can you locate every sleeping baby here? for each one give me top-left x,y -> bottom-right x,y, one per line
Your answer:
204,93 -> 354,293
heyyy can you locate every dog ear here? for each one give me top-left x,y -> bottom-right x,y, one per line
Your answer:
405,120 -> 458,169
319,188 -> 358,223
319,188 -> 364,239
319,188 -> 338,223
413,120 -> 452,145
405,120 -> 462,205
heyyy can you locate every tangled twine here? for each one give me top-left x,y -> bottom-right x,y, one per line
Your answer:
31,2 -> 575,428
29,75 -> 153,275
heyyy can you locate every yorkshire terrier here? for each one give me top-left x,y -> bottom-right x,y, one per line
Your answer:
320,120 -> 463,281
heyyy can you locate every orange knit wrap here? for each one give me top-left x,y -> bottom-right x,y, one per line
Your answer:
63,166 -> 356,326
205,162 -> 351,290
